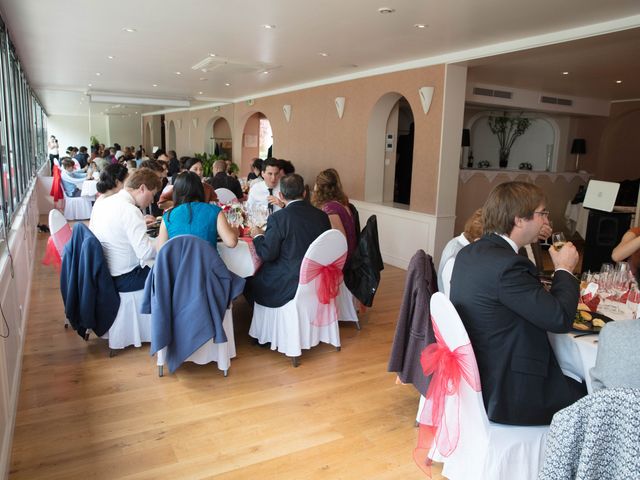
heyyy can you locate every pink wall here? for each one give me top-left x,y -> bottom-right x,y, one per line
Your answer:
241,113 -> 260,167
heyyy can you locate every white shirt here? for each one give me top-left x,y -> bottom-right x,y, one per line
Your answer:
89,189 -> 156,276
247,180 -> 281,213
437,233 -> 470,293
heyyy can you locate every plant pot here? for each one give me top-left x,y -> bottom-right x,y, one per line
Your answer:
499,149 -> 510,168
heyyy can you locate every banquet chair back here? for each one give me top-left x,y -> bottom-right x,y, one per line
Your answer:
49,209 -> 71,256
215,187 -> 237,204
143,235 -> 245,375
539,387 -> 640,479
63,192 -> 92,220
249,229 -> 344,365
418,292 -> 547,480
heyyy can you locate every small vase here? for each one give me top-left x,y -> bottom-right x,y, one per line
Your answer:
499,149 -> 510,168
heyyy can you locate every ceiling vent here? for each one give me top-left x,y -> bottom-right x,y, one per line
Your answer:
191,56 -> 271,75
540,95 -> 573,106
472,87 -> 513,99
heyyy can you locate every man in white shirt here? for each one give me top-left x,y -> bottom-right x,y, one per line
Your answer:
89,169 -> 162,292
247,157 -> 284,214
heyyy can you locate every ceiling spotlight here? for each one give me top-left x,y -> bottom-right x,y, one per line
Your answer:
152,84 -> 158,87
378,7 -> 395,14
199,77 -> 207,81
175,71 -> 182,75
122,27 -> 136,33
209,53 -> 217,57
135,112 -> 138,114
616,80 -> 623,84
225,83 -> 231,87
414,24 -> 427,29
198,91 -> 203,95
562,71 -> 569,75
318,52 -> 329,57
262,70 -> 270,74
95,72 -> 101,76
263,24 -> 276,29
107,55 -> 114,60
88,83 -> 92,87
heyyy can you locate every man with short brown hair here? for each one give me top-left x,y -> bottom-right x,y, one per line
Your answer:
450,181 -> 585,426
90,169 -> 163,291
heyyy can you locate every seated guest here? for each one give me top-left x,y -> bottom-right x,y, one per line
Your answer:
248,173 -> 330,307
167,150 -> 180,178
89,169 -> 163,292
74,146 -> 89,168
437,208 -> 483,293
611,226 -> 640,280
156,171 -> 238,250
60,157 -> 87,197
450,181 -> 585,425
590,319 -> 640,391
95,163 -> 129,202
208,159 -> 243,199
311,168 -> 356,259
247,158 -> 263,182
139,159 -> 169,217
158,157 -> 217,210
247,157 -> 283,214
278,159 -> 295,176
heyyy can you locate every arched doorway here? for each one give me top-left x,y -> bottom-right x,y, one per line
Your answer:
204,117 -> 233,159
167,120 -> 176,152
241,112 -> 272,167
366,93 -> 415,205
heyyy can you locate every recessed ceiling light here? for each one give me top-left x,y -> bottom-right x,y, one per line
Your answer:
122,27 -> 136,33
209,53 -> 217,57
198,91 -> 203,95
562,71 -> 569,75
135,111 -> 138,114
107,55 -> 114,60
175,71 -> 182,75
262,70 -> 270,74
616,80 -> 623,84
152,84 -> 158,87
95,72 -> 101,76
225,83 -> 231,87
378,7 -> 395,14
199,77 -> 207,81
414,24 -> 427,29
318,52 -> 329,57
263,24 -> 276,29
88,83 -> 92,87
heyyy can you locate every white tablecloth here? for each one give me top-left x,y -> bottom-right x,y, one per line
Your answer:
217,238 -> 261,278
564,202 -> 589,239
549,332 -> 599,393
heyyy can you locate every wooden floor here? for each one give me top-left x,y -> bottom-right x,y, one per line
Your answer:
9,230 -> 444,479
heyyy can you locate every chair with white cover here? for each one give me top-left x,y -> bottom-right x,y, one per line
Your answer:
249,229 -> 344,366
46,209 -> 73,326
156,307 -> 236,377
215,187 -> 237,204
416,292 -> 547,480
63,192 -> 92,220
337,283 -> 360,329
100,289 -> 151,354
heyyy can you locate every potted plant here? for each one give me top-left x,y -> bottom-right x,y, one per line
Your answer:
487,113 -> 532,168
194,152 -> 218,178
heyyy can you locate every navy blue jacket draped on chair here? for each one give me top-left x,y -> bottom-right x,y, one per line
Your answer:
60,222 -> 120,338
142,235 -> 245,373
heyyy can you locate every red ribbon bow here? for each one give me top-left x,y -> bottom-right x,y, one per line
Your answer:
300,252 -> 347,326
414,318 -> 481,475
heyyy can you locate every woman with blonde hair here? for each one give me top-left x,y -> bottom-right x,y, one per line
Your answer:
311,168 -> 357,259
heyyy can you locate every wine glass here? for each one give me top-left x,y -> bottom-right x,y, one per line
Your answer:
551,232 -> 566,251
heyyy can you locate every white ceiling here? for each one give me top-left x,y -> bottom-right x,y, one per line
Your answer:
1,0 -> 639,116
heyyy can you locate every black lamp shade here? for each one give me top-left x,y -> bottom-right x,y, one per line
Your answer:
571,138 -> 586,155
461,129 -> 471,147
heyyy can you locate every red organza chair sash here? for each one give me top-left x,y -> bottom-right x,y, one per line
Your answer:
50,165 -> 64,202
42,225 -> 72,272
414,318 -> 481,475
300,252 -> 347,326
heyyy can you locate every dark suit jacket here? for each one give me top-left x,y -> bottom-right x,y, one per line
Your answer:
450,233 -> 584,425
387,250 -> 437,395
252,200 -> 330,307
60,223 -> 120,338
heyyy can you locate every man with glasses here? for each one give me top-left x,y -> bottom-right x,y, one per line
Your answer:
450,181 -> 585,426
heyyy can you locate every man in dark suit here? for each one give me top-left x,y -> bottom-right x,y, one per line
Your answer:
450,181 -> 585,426
207,159 -> 243,199
249,173 -> 330,308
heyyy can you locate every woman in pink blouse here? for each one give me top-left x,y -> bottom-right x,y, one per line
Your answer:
312,168 -> 357,259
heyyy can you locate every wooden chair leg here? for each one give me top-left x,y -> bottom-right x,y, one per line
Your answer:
109,349 -> 116,358
291,356 -> 300,368
336,346 -> 341,352
158,366 -> 163,377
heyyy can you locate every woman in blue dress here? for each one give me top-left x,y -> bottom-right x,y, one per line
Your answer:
156,171 -> 238,249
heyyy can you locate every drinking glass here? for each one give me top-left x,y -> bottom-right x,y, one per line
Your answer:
551,232 -> 566,251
